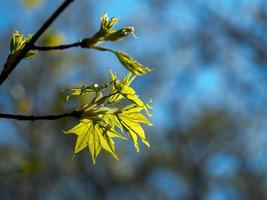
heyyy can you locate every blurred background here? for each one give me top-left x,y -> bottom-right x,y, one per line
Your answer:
1,0 -> 267,199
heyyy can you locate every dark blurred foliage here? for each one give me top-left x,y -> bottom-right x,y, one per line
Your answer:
1,0 -> 267,200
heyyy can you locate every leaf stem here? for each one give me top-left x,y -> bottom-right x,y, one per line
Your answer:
91,46 -> 116,53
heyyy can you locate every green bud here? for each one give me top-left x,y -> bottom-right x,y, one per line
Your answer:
105,26 -> 135,42
100,13 -> 119,34
115,51 -> 152,75
10,31 -> 36,59
10,31 -> 24,53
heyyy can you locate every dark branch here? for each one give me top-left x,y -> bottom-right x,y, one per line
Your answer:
33,41 -> 82,51
0,110 -> 81,121
0,0 -> 75,86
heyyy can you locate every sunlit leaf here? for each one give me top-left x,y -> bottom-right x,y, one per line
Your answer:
108,71 -> 138,104
121,120 -> 140,152
121,104 -> 144,113
106,129 -> 127,139
88,125 -> 101,164
101,113 -> 124,132
64,119 -> 91,136
114,81 -> 145,107
118,112 -> 151,152
97,126 -> 119,160
64,119 -> 120,164
64,119 -> 93,153
119,111 -> 153,126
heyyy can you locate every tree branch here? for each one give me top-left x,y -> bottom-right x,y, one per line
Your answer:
0,0 -> 75,86
0,110 -> 81,121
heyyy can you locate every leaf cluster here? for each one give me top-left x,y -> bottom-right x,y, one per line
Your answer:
64,72 -> 153,164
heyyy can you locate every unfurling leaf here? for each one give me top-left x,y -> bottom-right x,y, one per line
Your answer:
108,71 -> 136,103
115,51 -> 152,75
99,14 -> 135,42
10,31 -> 37,59
114,81 -> 145,107
81,13 -> 135,47
104,26 -> 135,42
108,74 -> 145,108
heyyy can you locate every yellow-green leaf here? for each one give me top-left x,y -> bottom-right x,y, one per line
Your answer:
121,120 -> 140,152
126,94 -> 145,107
88,125 -> 101,164
108,72 -> 136,103
101,113 -> 124,132
64,119 -> 121,164
64,119 -> 92,136
106,129 -> 127,140
118,115 -> 150,152
97,126 -> 119,160
121,104 -> 144,113
119,112 -> 153,126
113,81 -> 145,107
122,72 -> 136,85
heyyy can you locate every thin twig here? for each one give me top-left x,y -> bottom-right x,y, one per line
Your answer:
33,42 -> 116,54
0,110 -> 81,121
0,0 -> 75,86
33,41 -> 82,51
